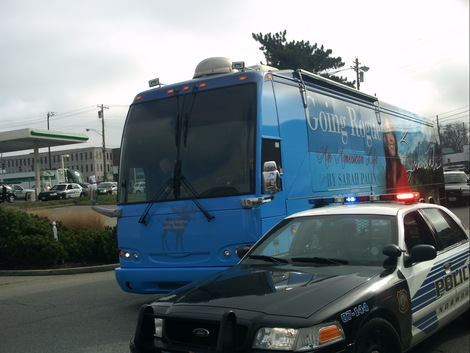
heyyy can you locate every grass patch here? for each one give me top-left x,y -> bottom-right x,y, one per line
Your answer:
6,194 -> 117,210
30,209 -> 106,231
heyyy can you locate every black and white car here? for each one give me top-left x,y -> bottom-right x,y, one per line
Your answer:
131,193 -> 469,353
38,183 -> 84,200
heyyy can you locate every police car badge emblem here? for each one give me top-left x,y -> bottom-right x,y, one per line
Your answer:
397,289 -> 409,313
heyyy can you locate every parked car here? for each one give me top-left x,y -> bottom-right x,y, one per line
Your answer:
0,184 -> 16,203
444,170 -> 470,205
38,183 -> 84,201
10,184 -> 35,200
97,182 -> 117,195
131,192 -> 469,353
133,181 -> 146,194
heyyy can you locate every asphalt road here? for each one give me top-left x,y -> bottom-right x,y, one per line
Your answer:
0,271 -> 153,353
0,203 -> 467,353
0,269 -> 468,353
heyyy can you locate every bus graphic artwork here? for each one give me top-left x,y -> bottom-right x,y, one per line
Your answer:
93,57 -> 444,294
162,208 -> 192,251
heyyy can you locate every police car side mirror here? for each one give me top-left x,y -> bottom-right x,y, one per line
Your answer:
404,244 -> 437,267
382,244 -> 404,271
382,244 -> 403,258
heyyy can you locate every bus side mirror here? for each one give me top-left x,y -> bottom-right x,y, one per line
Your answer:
262,161 -> 281,194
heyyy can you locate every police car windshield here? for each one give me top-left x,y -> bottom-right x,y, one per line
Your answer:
249,214 -> 397,267
51,185 -> 66,191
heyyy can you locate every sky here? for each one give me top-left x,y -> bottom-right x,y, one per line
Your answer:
1,0 -> 468,156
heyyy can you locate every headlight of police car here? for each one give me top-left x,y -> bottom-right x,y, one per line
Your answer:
154,318 -> 163,338
252,321 -> 344,350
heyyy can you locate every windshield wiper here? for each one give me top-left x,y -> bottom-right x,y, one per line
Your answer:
178,174 -> 214,222
291,257 -> 348,265
138,178 -> 174,224
247,255 -> 289,264
138,174 -> 214,224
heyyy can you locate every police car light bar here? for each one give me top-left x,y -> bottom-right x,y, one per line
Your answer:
309,192 -> 420,207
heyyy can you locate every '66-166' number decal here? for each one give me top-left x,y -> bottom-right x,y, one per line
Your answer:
340,302 -> 370,323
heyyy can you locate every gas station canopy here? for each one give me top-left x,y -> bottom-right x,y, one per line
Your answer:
0,128 -> 89,197
0,128 -> 88,153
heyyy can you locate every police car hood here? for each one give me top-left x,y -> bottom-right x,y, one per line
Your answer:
155,264 -> 384,318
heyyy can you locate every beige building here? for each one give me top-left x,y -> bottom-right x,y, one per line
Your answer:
1,146 -> 115,182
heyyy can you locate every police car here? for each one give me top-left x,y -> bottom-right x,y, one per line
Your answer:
130,193 -> 469,353
38,183 -> 84,200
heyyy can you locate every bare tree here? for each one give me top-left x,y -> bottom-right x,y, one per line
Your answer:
439,122 -> 469,152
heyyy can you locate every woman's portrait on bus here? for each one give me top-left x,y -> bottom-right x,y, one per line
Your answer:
383,124 -> 411,194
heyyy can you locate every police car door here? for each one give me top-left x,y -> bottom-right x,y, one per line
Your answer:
418,207 -> 469,327
399,210 -> 450,346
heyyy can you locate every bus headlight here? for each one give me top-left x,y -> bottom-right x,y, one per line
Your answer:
252,322 -> 344,350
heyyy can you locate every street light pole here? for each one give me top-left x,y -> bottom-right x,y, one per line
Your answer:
61,154 -> 70,182
47,112 -> 56,169
318,58 -> 369,90
97,104 -> 109,181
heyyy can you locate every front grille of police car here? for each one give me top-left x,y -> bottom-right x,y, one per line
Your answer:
164,317 -> 248,348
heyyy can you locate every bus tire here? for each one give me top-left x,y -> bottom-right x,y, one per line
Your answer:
354,318 -> 402,353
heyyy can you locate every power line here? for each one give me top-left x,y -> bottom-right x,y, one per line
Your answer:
429,106 -> 469,123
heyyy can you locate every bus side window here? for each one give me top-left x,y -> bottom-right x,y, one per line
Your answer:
262,139 -> 282,193
262,139 -> 282,173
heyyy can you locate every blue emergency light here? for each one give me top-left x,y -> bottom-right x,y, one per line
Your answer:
309,192 -> 420,208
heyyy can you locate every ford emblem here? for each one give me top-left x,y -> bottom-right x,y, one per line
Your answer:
193,328 -> 210,337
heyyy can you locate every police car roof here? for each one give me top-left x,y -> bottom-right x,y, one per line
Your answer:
287,202 -> 444,219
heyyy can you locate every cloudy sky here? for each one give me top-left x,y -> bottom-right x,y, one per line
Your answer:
1,0 -> 468,156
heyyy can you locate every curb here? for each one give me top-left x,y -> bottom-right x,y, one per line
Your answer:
0,263 -> 119,276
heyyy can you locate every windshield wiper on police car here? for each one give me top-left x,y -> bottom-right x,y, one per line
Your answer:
247,255 -> 289,264
291,257 -> 349,265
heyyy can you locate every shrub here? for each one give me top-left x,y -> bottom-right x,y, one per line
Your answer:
6,234 -> 67,267
0,206 -> 117,269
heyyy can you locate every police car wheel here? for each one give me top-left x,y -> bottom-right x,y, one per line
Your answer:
354,318 -> 401,353
461,309 -> 469,327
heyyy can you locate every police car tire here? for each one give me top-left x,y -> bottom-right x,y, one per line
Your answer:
354,318 -> 402,353
461,309 -> 469,326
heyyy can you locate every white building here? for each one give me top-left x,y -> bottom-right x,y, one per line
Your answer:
1,147 -> 115,182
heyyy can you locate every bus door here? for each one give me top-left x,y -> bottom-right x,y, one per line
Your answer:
259,137 -> 286,230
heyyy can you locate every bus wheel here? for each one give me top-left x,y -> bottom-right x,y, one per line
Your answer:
354,318 -> 401,353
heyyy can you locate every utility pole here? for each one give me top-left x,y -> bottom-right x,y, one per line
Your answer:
352,58 -> 369,90
97,104 -> 109,181
47,112 -> 56,169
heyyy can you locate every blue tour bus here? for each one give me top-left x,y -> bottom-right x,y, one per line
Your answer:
94,57 -> 444,294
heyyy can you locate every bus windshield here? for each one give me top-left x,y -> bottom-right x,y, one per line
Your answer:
119,83 -> 257,204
